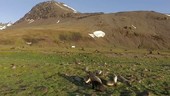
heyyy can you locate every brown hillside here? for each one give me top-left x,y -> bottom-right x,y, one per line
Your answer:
1,1 -> 170,50
15,1 -> 77,24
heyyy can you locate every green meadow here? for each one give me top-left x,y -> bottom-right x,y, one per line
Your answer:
0,49 -> 169,96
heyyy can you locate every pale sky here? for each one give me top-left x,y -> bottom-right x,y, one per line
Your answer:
0,0 -> 169,23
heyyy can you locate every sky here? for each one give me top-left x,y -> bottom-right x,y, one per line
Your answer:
0,0 -> 169,23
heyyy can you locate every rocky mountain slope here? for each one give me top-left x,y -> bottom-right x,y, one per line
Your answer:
1,1 -> 170,49
15,1 -> 77,24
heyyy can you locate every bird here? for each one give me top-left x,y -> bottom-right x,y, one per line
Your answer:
85,71 -> 106,92
11,64 -> 16,69
106,74 -> 118,87
95,70 -> 103,76
114,74 -> 118,84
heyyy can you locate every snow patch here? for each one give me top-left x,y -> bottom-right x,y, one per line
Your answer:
0,26 -> 6,30
93,31 -> 105,38
7,23 -> 12,27
89,34 -> 95,38
89,30 -> 106,38
0,22 -> 12,30
166,14 -> 170,16
55,2 -> 77,13
71,46 -> 76,48
63,4 -> 77,13
27,19 -> 34,24
132,25 -> 137,29
55,3 -> 65,9
26,42 -> 32,46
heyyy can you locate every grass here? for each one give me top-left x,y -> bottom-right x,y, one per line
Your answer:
0,50 -> 169,96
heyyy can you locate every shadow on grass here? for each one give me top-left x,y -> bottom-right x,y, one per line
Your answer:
58,73 -> 85,87
58,73 -> 94,95
58,73 -> 118,95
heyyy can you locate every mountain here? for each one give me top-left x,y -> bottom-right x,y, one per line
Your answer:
15,1 -> 77,24
166,14 -> 170,17
1,1 -> 170,50
0,22 -> 12,30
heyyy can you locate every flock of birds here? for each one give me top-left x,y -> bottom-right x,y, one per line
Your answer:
84,68 -> 118,92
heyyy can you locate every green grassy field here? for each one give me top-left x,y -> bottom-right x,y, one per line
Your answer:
0,49 -> 169,96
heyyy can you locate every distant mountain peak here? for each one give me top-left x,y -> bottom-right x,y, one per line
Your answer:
0,22 -> 13,30
46,0 -> 77,13
16,0 -> 78,23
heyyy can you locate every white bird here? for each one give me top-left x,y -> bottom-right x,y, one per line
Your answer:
114,74 -> 118,84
